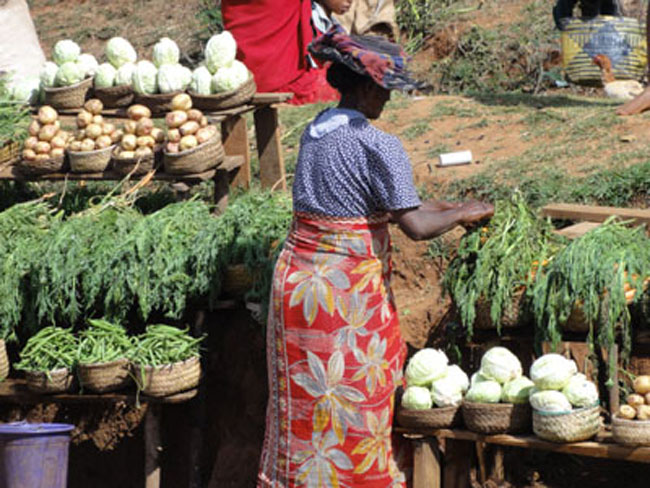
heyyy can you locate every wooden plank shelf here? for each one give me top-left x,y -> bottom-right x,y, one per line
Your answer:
398,428 -> 650,464
542,203 -> 650,227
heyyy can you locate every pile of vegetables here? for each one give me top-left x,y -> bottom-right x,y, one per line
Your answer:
95,37 -> 138,89
14,326 -> 78,372
113,104 -> 164,160
191,31 -> 251,95
465,347 -> 534,404
68,99 -> 120,153
163,94 -> 218,153
129,324 -> 203,367
401,348 -> 469,409
77,318 -> 133,365
0,79 -> 31,147
529,353 -> 599,411
444,193 -> 566,336
619,375 -> 650,420
40,40 -> 97,90
22,106 -> 72,162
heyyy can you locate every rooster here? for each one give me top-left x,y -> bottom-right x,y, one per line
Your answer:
592,54 -> 644,101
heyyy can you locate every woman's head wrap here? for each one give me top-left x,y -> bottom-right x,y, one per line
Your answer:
308,25 -> 427,92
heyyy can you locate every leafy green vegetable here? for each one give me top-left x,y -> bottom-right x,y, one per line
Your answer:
0,78 -> 31,146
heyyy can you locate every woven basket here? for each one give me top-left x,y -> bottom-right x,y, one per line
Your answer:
133,356 -> 201,397
0,340 -> 9,381
396,405 -> 462,430
474,287 -> 527,330
532,406 -> 601,443
163,135 -> 224,175
112,148 -> 158,176
16,155 -> 67,176
0,140 -> 21,165
43,77 -> 93,109
25,368 -> 75,394
68,145 -> 114,173
612,415 -> 650,446
134,91 -> 182,116
462,402 -> 531,434
78,358 -> 132,393
93,84 -> 135,108
189,75 -> 256,111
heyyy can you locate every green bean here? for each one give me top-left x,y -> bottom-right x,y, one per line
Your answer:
77,318 -> 133,364
129,324 -> 204,367
15,326 -> 78,372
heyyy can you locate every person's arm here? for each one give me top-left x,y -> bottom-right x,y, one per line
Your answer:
391,200 -> 494,241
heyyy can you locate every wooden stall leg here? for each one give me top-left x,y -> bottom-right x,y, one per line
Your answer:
413,437 -> 441,488
475,441 -> 487,485
221,115 -> 251,190
490,446 -> 505,483
443,439 -> 472,488
213,169 -> 230,214
254,106 -> 286,190
145,403 -> 162,488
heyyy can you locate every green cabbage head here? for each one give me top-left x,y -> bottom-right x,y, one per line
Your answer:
132,61 -> 158,95
53,39 -> 80,66
55,62 -> 84,87
153,37 -> 180,67
212,60 -> 249,92
401,386 -> 432,410
501,376 -> 535,404
562,374 -> 599,408
465,379 -> 502,403
430,375 -> 463,407
529,390 -> 572,412
480,347 -> 522,384
39,62 -> 59,88
115,62 -> 136,87
77,53 -> 98,78
94,63 -> 117,88
530,354 -> 577,390
157,64 -> 187,94
10,76 -> 41,104
106,37 -> 137,68
444,364 -> 469,394
405,348 -> 448,386
205,31 -> 237,74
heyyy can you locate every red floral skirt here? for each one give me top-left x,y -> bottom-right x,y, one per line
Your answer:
258,213 -> 408,487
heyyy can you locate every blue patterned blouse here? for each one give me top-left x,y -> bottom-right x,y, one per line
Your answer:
292,108 -> 422,217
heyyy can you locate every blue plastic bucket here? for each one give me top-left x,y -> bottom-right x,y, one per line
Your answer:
0,422 -> 74,488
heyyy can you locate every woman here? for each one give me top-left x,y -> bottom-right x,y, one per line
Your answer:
258,28 -> 494,487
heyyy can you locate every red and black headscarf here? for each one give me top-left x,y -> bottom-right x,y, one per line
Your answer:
308,25 -> 428,92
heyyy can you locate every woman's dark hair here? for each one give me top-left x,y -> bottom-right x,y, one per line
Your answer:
326,62 -> 373,95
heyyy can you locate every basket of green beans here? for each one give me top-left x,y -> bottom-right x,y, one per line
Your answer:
77,319 -> 134,393
15,326 -> 78,393
130,325 -> 203,397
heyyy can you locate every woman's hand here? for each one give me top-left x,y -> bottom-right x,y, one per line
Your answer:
457,200 -> 494,228
421,200 -> 463,212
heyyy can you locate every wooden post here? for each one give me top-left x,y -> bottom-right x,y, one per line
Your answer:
443,439 -> 472,488
475,441 -> 487,485
413,438 -> 441,488
254,105 -> 286,190
213,170 -> 230,214
490,446 -> 505,483
221,115 -> 251,190
145,403 -> 162,488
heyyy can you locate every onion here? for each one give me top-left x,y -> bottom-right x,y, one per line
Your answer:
50,135 -> 67,149
199,116 -> 208,128
92,115 -> 104,125
34,154 -> 52,163
179,121 -> 200,136
171,93 -> 192,111
28,120 -> 41,137
24,136 -> 38,150
135,146 -> 153,158
136,118 -> 154,136
85,124 -> 103,140
124,120 -> 137,135
76,110 -> 93,129
167,128 -> 181,143
127,104 -> 152,121
179,135 -> 198,151
150,127 -> 164,143
95,135 -> 113,149
37,106 -> 58,125
102,123 -> 116,136
627,394 -> 645,408
136,135 -> 155,148
50,148 -> 65,159
121,134 -> 137,151
166,110 -> 188,129
187,109 -> 203,122
69,141 -> 82,152
196,127 -> 214,145
111,129 -> 124,144
35,141 -> 51,154
637,404 -> 650,420
619,404 -> 637,420
84,99 -> 104,115
80,139 -> 96,152
634,376 -> 650,395
22,149 -> 36,161
119,150 -> 135,159
166,142 -> 180,153
75,129 -> 86,141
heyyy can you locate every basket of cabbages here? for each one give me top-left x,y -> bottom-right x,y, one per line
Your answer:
397,348 -> 468,429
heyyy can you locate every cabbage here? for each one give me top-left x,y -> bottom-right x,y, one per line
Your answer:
444,365 -> 470,394
132,61 -> 158,95
465,380 -> 502,403
115,62 -> 136,87
562,375 -> 599,408
157,64 -> 187,94
190,66 -> 212,95
77,53 -> 99,78
10,77 -> 41,104
211,60 -> 249,92
94,63 -> 117,88
470,371 -> 491,386
205,31 -> 237,73
53,39 -> 81,66
106,37 -> 137,68
54,62 -> 84,87
401,386 -> 432,410
501,376 -> 535,404
430,375 -> 463,407
180,66 -> 193,90
405,348 -> 448,386
480,347 -> 522,384
530,354 -> 577,390
152,37 -> 180,67
529,390 -> 572,412
39,62 -> 59,88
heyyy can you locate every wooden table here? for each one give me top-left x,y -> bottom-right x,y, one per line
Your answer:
400,427 -> 650,488
0,379 -> 197,488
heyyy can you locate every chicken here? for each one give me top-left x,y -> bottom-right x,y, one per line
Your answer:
592,54 -> 644,101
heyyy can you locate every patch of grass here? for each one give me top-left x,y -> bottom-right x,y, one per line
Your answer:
401,120 -> 431,140
431,101 -> 480,118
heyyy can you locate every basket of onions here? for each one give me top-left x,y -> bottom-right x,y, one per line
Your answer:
162,94 -> 224,175
67,99 -> 120,173
112,104 -> 164,176
18,106 -> 72,176
612,375 -> 650,446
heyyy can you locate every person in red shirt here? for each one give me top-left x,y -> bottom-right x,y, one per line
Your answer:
221,0 -> 352,105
